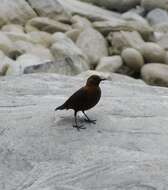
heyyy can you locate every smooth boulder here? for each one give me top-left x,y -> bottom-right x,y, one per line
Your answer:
107,31 -> 145,53
76,28 -> 108,67
79,0 -> 141,12
26,17 -> 72,34
93,19 -> 153,40
1,24 -> 24,33
27,46 -> 54,62
141,63 -> 168,87
0,51 -> 14,76
141,0 -> 168,11
51,32 -> 89,75
16,54 -> 43,74
0,0 -> 36,25
157,34 -> 168,50
27,0 -> 71,22
71,15 -> 92,30
121,48 -> 144,71
58,0 -> 121,21
96,56 -> 123,73
139,42 -> 166,63
146,8 -> 168,25
0,32 -> 15,57
65,29 -> 81,42
29,31 -> 52,47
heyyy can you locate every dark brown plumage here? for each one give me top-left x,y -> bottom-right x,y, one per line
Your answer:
55,75 -> 106,130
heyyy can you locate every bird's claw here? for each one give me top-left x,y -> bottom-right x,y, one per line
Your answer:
73,125 -> 86,130
84,119 -> 96,124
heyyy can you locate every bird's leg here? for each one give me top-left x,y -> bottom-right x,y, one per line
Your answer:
82,111 -> 96,124
73,111 -> 86,130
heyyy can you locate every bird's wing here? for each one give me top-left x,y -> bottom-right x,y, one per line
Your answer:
65,87 -> 87,109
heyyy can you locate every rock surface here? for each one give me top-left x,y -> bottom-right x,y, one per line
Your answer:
0,51 -> 14,76
93,19 -> 153,39
121,48 -> 144,72
76,28 -> 108,67
96,56 -> 123,73
1,24 -> 24,33
26,17 -> 72,34
0,32 -> 15,56
141,0 -> 168,11
51,33 -> 89,75
27,0 -> 71,22
146,8 -> 168,26
108,31 -> 145,53
1,73 -> 168,190
139,42 -> 166,63
79,0 -> 141,12
58,0 -> 121,21
71,15 -> 92,30
0,0 -> 36,26
141,63 -> 168,86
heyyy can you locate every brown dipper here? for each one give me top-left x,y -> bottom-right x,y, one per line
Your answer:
55,75 -> 106,130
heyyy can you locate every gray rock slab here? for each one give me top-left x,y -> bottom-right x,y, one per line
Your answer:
58,0 -> 121,22
1,74 -> 168,190
0,0 -> 36,26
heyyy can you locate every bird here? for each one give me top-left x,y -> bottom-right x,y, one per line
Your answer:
55,75 -> 106,130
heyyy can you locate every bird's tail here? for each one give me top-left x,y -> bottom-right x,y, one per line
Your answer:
55,103 -> 66,111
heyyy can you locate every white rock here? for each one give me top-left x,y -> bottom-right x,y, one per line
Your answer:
0,32 -> 15,56
13,40 -> 35,54
51,33 -> 89,75
1,24 -> 24,33
16,54 -> 43,74
121,48 -> 144,71
24,23 -> 39,33
154,23 -> 168,34
96,56 -> 123,73
141,63 -> 168,87
65,29 -> 82,42
26,17 -> 72,34
1,73 -> 168,190
14,53 -> 67,74
0,51 -> 14,76
146,8 -> 168,25
13,42 -> 53,62
58,0 -> 121,21
93,19 -> 153,40
141,0 -> 168,11
71,15 -> 92,30
107,31 -> 145,53
3,32 -> 33,43
76,28 -> 108,67
27,0 -> 71,22
157,34 -> 168,50
28,46 -> 54,62
29,31 -> 52,47
139,42 -> 166,63
79,0 -> 141,12
0,0 -> 36,25
122,11 -> 148,25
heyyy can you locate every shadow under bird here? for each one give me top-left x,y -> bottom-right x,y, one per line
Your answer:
55,75 -> 106,130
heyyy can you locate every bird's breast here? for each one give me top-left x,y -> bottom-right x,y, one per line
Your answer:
83,86 -> 101,110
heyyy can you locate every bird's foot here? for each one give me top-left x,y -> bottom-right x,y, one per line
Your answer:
84,119 -> 96,124
73,125 -> 86,131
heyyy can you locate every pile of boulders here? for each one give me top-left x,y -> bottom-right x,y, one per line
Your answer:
1,0 -> 168,87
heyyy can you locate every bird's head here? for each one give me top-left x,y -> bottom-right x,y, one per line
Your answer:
86,75 -> 106,86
